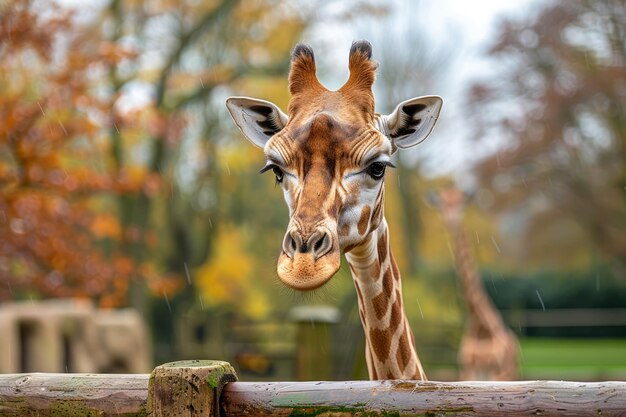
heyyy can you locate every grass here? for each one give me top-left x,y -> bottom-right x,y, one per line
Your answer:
520,338 -> 626,380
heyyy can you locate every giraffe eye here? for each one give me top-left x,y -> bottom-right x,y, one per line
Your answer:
259,163 -> 285,184
366,162 -> 387,180
272,166 -> 284,183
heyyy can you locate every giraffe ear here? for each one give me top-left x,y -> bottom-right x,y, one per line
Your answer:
377,96 -> 443,149
225,96 -> 288,148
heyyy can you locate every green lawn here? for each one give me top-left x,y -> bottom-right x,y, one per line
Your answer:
520,338 -> 626,380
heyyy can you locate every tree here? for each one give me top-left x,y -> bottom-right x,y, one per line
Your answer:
467,0 -> 626,269
0,1 -> 139,306
98,0 -> 304,312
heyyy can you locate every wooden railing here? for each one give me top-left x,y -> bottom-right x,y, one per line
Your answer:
1,360 -> 626,416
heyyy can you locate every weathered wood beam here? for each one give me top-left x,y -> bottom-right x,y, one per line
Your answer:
221,380 -> 626,416
0,372 -> 149,416
2,365 -> 626,416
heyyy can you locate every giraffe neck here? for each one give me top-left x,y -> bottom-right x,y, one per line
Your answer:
345,218 -> 426,380
451,224 -> 508,335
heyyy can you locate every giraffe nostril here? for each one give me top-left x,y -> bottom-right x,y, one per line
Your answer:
314,237 -> 324,253
290,235 -> 297,253
282,231 -> 297,258
312,232 -> 332,260
283,229 -> 332,259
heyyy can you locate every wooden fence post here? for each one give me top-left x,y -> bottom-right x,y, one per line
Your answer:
148,360 -> 237,417
290,306 -> 340,381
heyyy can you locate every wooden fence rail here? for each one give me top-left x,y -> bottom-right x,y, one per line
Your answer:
1,360 -> 626,416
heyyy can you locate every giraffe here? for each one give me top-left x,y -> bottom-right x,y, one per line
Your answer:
435,187 -> 519,381
225,41 -> 442,380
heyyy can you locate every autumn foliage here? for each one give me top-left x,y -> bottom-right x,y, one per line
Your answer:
467,0 -> 626,267
2,3 -> 153,306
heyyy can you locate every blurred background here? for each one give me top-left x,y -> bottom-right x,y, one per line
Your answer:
1,0 -> 625,381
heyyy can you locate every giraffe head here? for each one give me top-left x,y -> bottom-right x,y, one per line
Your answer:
226,41 -> 442,291
434,186 -> 466,229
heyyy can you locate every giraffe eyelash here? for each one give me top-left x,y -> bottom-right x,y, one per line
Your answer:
259,163 -> 285,185
258,163 -> 278,174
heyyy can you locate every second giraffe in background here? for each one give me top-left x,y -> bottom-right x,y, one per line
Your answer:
435,187 -> 519,381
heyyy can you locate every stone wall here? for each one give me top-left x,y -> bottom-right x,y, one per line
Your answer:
0,299 -> 151,373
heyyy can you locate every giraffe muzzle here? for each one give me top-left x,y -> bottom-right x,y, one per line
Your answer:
277,227 -> 340,291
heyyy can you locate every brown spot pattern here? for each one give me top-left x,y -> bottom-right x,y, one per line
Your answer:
371,265 -> 394,319
371,291 -> 389,320
344,244 -> 357,253
370,261 -> 380,280
357,205 -> 371,235
413,364 -> 422,379
338,222 -> 350,237
396,326 -> 412,373
377,230 -> 388,263
369,327 -> 392,363
382,267 -> 393,297
389,293 -> 402,331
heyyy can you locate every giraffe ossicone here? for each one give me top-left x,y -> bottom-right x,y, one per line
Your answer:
226,41 -> 442,380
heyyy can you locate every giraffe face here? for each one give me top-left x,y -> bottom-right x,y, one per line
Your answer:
262,108 -> 393,290
226,41 -> 443,291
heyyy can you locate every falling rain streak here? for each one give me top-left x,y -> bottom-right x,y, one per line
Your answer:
184,262 -> 192,285
58,120 -> 68,136
535,290 -> 546,311
416,297 -> 424,319
489,276 -> 497,293
490,236 -> 501,254
163,291 -> 171,313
